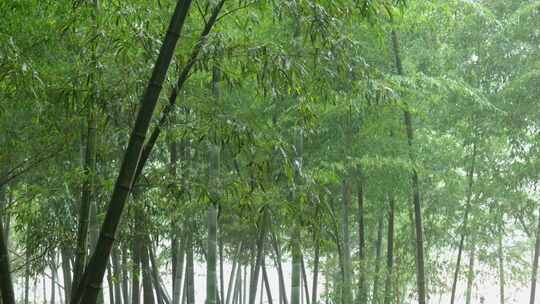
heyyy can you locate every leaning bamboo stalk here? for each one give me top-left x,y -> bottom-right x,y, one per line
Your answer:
69,1 -> 193,303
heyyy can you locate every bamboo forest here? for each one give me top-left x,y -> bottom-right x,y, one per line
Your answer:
2,0 -> 540,304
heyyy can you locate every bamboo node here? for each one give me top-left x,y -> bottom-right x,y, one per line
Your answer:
132,130 -> 147,141
89,282 -> 103,290
103,232 -> 116,241
117,182 -> 131,192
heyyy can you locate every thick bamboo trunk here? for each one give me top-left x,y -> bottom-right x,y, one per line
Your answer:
186,229 -> 195,304
181,263 -> 188,304
62,246 -> 74,303
236,264 -> 245,304
411,181 -> 426,304
243,265 -> 247,304
271,234 -> 288,304
301,273 -> 304,304
450,143 -> 476,304
249,210 -> 268,304
449,214 -> 468,304
122,244 -> 131,304
233,265 -> 242,304
0,186 -> 14,304
142,244 -> 155,304
170,136 -> 183,304
341,180 -> 352,304
173,237 -> 184,304
132,218 -> 142,304
70,1 -> 193,302
25,239 -> 30,304
2,204 -> 9,247
72,104 -> 97,302
208,140 -> 220,304
33,278 -> 37,304
2,192 -> 9,247
59,283 -> 65,304
333,265 -> 341,304
498,222 -> 505,304
311,218 -> 320,304
372,214 -> 384,304
220,236 -> 225,304
226,245 -> 242,304
529,207 -> 540,304
207,59 -> 222,304
291,231 -> 302,304
394,255 -> 403,304
148,242 -> 170,304
51,259 -> 57,304
465,245 -> 475,304
152,269 -> 164,304
172,235 -> 178,300
383,197 -> 395,304
262,258 -> 273,304
43,275 -> 47,303
208,203 -> 218,304
107,259 -> 115,304
260,272 -> 264,304
113,246 -> 124,304
291,128 -> 303,304
226,258 -> 238,304
357,178 -> 366,304
237,265 -> 243,304
300,255 -> 310,304
390,29 -> 427,304
90,200 -> 105,304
